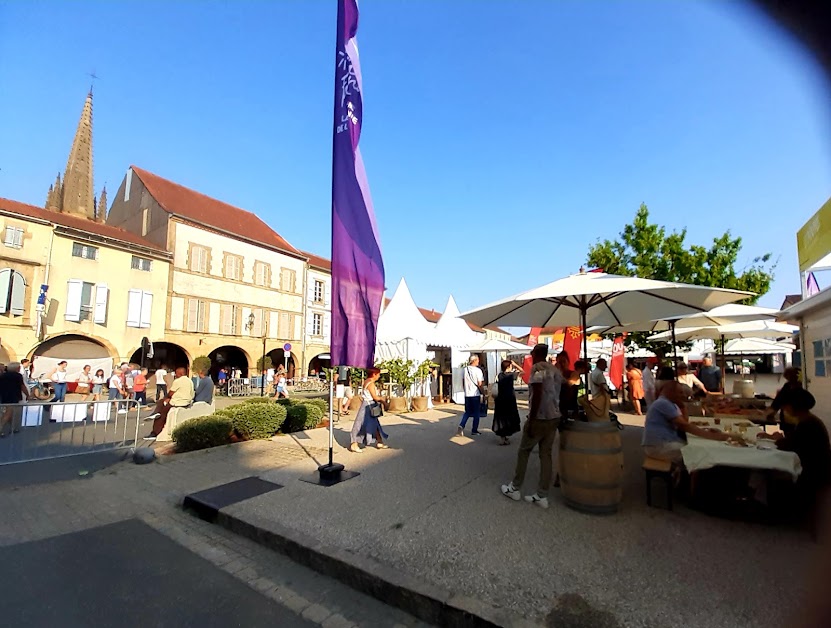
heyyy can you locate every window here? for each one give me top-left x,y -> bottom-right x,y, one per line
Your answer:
278,312 -> 294,338
312,312 -> 323,335
224,253 -> 243,281
313,280 -> 324,304
65,279 -> 95,322
186,298 -> 208,333
0,269 -> 26,316
249,307 -> 265,336
127,290 -> 153,328
220,303 -> 239,335
814,339 -> 831,378
131,256 -> 152,271
71,242 -> 98,260
254,261 -> 270,287
141,208 -> 150,236
4,226 -> 23,249
189,244 -> 209,273
280,268 -> 297,293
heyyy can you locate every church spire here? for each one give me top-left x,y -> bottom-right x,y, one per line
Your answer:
60,90 -> 95,219
46,172 -> 63,211
96,185 -> 107,223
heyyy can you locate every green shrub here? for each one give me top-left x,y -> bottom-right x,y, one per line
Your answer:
282,403 -> 325,433
218,403 -> 287,440
275,397 -> 301,408
173,415 -> 233,453
300,398 -> 329,415
243,396 -> 274,404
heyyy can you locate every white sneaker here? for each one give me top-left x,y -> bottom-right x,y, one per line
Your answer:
500,482 -> 521,501
117,409 -> 127,415
524,493 -> 549,509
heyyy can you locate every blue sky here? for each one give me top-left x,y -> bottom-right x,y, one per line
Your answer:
1,1 -> 830,317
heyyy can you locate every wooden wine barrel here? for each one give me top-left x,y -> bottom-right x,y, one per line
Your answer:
558,420 -> 624,514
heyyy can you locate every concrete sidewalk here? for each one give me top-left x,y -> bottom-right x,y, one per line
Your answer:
210,405 -> 813,628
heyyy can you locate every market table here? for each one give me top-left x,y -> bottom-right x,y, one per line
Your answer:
682,434 -> 802,480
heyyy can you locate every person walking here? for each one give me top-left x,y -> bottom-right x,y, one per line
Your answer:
625,358 -> 645,415
0,362 -> 29,437
133,368 -> 149,407
217,367 -> 228,395
49,361 -> 69,402
349,367 -> 388,452
154,365 -> 168,401
108,369 -> 127,414
457,355 -> 485,437
501,344 -> 563,509
76,364 -> 93,401
642,363 -> 656,407
91,368 -> 106,401
492,360 -> 522,445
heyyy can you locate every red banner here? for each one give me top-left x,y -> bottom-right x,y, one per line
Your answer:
528,327 -> 542,346
609,334 -> 626,390
562,326 -> 583,362
521,354 -> 533,384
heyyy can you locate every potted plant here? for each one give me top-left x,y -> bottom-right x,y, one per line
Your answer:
380,357 -> 414,412
348,368 -> 365,410
411,359 -> 437,412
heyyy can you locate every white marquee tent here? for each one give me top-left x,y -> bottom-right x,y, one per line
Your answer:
374,278 -> 434,364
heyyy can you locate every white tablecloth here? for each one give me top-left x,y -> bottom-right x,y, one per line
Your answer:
682,436 -> 802,480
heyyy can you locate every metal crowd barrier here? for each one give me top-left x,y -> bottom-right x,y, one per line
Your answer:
227,378 -> 252,397
0,398 -> 143,465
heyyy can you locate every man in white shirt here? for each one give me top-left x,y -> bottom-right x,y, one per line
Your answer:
501,344 -> 563,509
590,358 -> 609,397
457,355 -> 484,437
155,366 -> 168,401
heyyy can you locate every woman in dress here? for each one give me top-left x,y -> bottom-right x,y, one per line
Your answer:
271,368 -> 290,399
76,364 -> 93,401
492,360 -> 522,445
626,358 -> 645,415
349,367 -> 388,453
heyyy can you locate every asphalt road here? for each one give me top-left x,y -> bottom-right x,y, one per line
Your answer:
0,518 -> 316,628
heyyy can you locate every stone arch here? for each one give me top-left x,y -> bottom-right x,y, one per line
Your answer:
129,341 -> 191,371
267,348 -> 298,380
209,345 -> 252,378
31,333 -> 116,360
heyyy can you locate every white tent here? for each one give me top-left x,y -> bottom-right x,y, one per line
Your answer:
462,338 -> 531,353
723,338 -> 795,355
428,296 -> 484,403
374,278 -> 434,364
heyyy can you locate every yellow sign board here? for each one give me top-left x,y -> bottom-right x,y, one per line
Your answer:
797,196 -> 831,272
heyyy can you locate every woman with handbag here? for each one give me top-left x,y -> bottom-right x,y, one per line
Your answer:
349,367 -> 389,453
492,360 -> 522,445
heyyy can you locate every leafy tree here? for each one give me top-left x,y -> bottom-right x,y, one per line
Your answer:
256,355 -> 273,372
586,204 -> 776,358
192,355 -> 212,375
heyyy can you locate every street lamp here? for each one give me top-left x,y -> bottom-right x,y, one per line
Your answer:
246,312 -> 267,397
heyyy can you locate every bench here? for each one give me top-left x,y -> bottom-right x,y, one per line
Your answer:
156,401 -> 216,442
643,456 -> 673,510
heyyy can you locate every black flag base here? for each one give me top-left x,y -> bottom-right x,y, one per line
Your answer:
300,463 -> 360,487
299,377 -> 360,487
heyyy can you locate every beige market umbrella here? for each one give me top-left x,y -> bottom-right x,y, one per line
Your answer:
460,270 -> 752,361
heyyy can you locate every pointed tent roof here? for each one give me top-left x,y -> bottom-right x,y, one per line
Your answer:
61,91 -> 95,219
429,295 -> 483,348
375,278 -> 434,344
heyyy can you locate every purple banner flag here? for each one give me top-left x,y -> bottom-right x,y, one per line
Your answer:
807,272 -> 821,297
330,0 -> 385,368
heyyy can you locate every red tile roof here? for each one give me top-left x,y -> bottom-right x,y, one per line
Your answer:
302,251 -> 332,272
130,166 -> 302,257
0,197 -> 167,252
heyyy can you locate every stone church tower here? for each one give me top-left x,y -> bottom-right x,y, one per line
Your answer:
46,90 -> 105,221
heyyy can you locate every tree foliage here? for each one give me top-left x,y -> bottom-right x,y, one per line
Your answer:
586,204 -> 776,357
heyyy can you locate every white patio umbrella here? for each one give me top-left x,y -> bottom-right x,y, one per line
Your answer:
649,320 -> 797,391
460,270 -> 752,361
649,320 -> 797,342
590,303 -> 779,335
461,337 -> 532,353
723,338 -> 795,355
